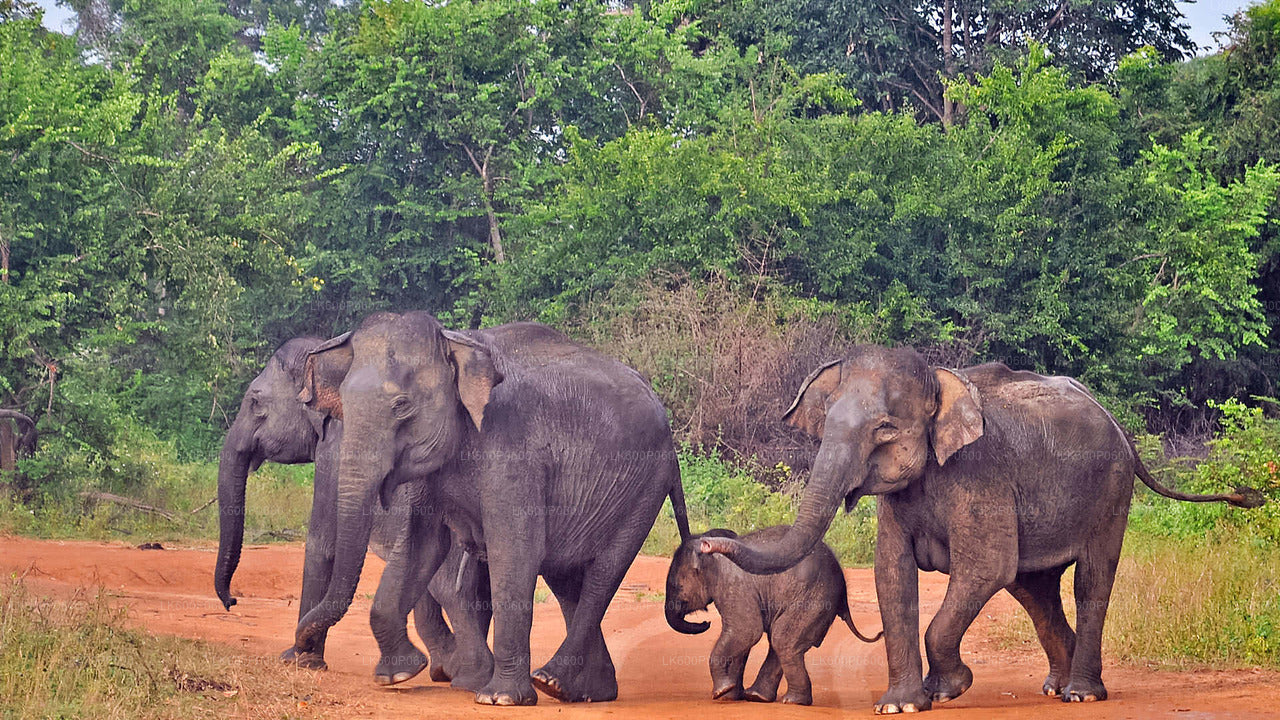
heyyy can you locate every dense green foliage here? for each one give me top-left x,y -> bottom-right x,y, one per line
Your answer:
1,0 -> 1278,545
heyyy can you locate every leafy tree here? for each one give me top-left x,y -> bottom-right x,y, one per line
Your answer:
698,0 -> 1197,124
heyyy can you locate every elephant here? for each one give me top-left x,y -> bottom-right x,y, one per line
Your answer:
290,313 -> 692,706
666,526 -> 881,706
700,345 -> 1264,714
212,336 -> 494,690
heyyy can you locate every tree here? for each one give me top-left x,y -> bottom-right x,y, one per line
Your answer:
699,0 -> 1197,124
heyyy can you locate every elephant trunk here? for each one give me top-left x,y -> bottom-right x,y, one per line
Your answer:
702,439 -> 860,574
294,419 -> 387,650
665,596 -> 710,634
214,420 -> 257,610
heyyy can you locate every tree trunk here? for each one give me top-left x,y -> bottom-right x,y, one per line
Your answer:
942,0 -> 956,128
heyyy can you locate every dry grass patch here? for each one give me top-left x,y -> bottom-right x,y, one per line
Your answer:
991,530 -> 1280,668
0,577 -> 338,719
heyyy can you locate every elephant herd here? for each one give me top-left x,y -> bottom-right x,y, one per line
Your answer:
213,311 -> 1263,714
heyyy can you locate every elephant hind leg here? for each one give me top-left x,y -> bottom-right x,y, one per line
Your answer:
743,647 -> 782,702
922,570 -> 1011,704
1063,525 -> 1124,703
1006,565 -> 1075,697
535,570 -> 615,702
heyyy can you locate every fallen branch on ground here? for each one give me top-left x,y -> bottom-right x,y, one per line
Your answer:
79,491 -> 177,521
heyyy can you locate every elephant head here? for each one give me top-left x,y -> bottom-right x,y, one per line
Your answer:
665,528 -> 739,634
215,336 -> 326,610
293,311 -> 502,647
702,346 -> 983,574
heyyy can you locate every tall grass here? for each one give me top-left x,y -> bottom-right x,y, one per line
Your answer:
0,577 -> 324,719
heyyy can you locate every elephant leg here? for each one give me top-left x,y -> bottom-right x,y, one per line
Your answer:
474,499 -> 543,707
411,592 -> 456,683
707,612 -> 762,701
1006,565 -> 1075,697
428,548 -> 495,692
743,646 -> 782,702
281,474 -> 337,671
776,644 -> 814,706
922,548 -> 1014,705
371,514 -> 449,686
533,511 -> 656,703
873,505 -> 930,715
537,570 -> 614,701
1063,524 -> 1124,703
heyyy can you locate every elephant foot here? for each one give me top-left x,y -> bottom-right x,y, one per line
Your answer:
711,680 -> 743,701
1042,671 -> 1067,697
531,653 -> 616,703
429,663 -> 451,683
279,645 -> 328,671
924,663 -> 973,703
447,653 -> 495,693
373,645 -> 429,686
1062,677 -> 1107,703
531,666 -> 617,703
781,691 -> 813,706
874,685 -> 931,714
476,677 -> 538,706
743,683 -> 777,703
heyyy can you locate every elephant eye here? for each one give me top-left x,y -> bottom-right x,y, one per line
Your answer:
248,394 -> 269,419
873,421 -> 900,443
390,395 -> 416,420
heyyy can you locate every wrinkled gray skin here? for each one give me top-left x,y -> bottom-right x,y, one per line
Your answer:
212,337 -> 493,689
292,314 -> 691,706
666,527 -> 881,706
702,346 -> 1264,714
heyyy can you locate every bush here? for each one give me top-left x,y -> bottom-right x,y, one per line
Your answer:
571,275 -> 881,471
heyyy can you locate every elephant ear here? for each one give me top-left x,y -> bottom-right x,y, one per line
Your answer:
299,331 -> 353,421
442,330 -> 504,431
782,359 -> 843,439
700,528 -> 739,540
931,368 -> 984,467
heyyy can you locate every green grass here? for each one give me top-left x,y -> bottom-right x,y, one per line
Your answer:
0,577 -> 329,719
0,436 -> 313,544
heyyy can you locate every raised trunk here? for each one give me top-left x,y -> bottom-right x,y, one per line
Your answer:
707,440 -> 859,574
214,422 -> 257,610
294,420 -> 389,650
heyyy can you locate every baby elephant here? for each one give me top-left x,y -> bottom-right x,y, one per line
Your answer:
665,526 -> 881,705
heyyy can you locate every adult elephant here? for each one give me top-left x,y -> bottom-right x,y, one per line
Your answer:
291,313 -> 691,706
701,346 -> 1263,714
212,336 -> 493,689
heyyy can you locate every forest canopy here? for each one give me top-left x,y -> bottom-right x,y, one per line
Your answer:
2,0 -> 1278,485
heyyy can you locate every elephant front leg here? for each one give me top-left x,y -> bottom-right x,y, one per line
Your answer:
282,485 -> 337,671
370,517 -> 449,686
873,513 -> 930,715
474,508 -> 542,706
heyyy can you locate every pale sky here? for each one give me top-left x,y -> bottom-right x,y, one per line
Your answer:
29,0 -> 1256,55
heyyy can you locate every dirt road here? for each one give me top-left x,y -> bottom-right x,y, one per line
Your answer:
3,536 -> 1275,718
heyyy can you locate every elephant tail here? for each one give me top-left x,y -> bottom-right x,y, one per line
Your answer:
668,460 -> 692,542
838,599 -> 882,643
1132,443 -> 1265,509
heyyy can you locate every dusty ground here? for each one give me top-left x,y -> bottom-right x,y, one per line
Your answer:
3,536 -> 1277,718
